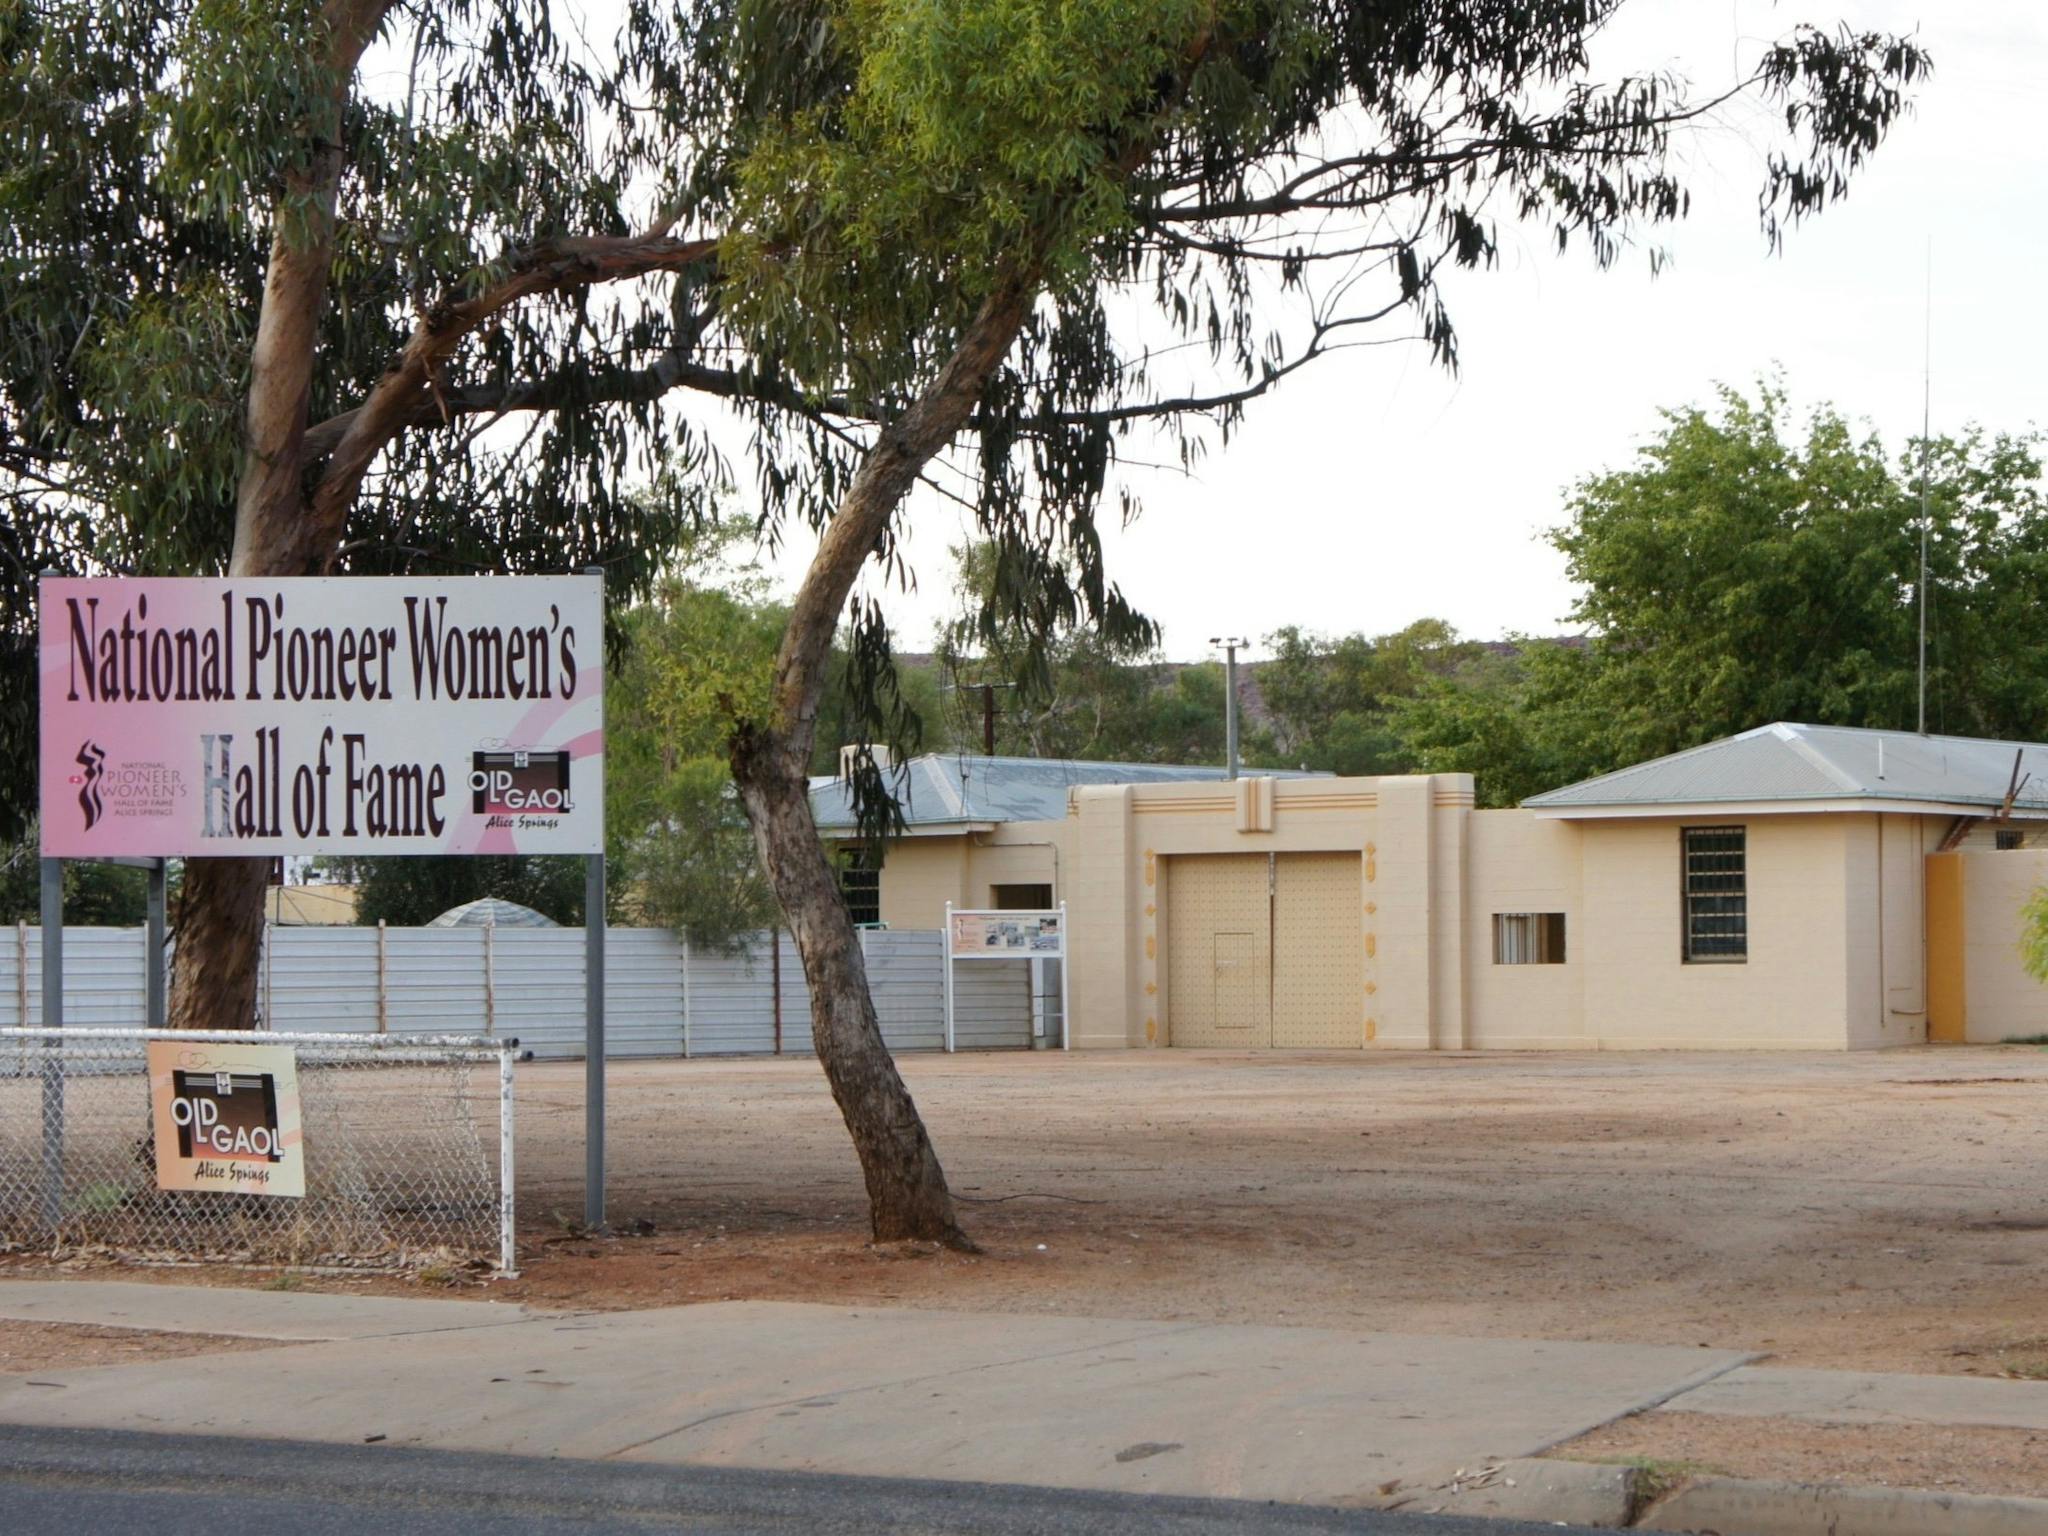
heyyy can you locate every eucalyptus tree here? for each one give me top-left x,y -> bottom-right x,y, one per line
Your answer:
5,0 -> 1927,1246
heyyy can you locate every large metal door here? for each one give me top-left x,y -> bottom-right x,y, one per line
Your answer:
1164,854 -> 1272,1047
1273,852 -> 1364,1048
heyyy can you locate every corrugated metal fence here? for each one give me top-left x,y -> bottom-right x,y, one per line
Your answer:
3,922 -> 1054,1060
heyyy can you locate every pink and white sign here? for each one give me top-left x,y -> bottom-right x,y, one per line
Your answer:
39,575 -> 603,858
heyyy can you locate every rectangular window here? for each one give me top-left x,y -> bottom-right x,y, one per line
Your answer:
1996,829 -> 2025,851
836,849 -> 881,927
1682,826 -> 1747,962
991,883 -> 1053,911
1493,912 -> 1566,965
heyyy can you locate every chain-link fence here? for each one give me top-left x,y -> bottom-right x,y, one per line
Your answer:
0,1030 -> 516,1272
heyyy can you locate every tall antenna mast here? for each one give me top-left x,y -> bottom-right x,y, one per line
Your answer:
1916,242 -> 1932,736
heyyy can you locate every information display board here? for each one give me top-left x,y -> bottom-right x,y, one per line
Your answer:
146,1039 -> 305,1198
38,575 -> 602,857
942,903 -> 1070,1052
947,908 -> 1066,958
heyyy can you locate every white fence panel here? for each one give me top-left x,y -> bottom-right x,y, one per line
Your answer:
772,933 -> 818,1057
380,926 -> 489,1035
866,929 -> 946,1052
3,927 -> 147,1031
266,927 -> 381,1033
953,958 -> 1034,1050
604,929 -> 686,1059
683,935 -> 787,1056
15,922 -> 1036,1058
492,929 -> 588,1057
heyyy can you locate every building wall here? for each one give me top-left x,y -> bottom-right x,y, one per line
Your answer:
1928,848 -> 2048,1043
873,831 -> 1062,931
1059,774 -> 1471,1049
1841,813 -> 1937,1049
874,837 -> 970,931
1464,811 -> 1587,1048
860,781 -> 2038,1053
1575,816 -> 1854,1049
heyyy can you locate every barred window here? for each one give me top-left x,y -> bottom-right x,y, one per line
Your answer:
837,849 -> 881,927
1682,826 -> 1747,962
1996,829 -> 2025,851
1493,912 -> 1566,965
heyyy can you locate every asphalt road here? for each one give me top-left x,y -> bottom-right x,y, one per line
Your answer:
0,1425 -> 1607,1536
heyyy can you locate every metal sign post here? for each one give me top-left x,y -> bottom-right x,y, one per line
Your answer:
145,858 -> 166,1030
584,850 -> 606,1230
38,858 -> 63,1229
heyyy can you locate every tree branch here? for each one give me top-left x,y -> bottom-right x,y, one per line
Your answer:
284,230 -> 718,572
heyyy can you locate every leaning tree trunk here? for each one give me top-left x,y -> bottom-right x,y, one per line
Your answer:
730,730 -> 967,1245
166,0 -> 394,1032
728,275 -> 1038,1247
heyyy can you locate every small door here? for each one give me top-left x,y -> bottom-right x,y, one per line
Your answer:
1212,931 -> 1262,1033
1166,854 -> 1272,1046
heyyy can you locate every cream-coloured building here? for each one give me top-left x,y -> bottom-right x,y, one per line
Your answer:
813,724 -> 2048,1050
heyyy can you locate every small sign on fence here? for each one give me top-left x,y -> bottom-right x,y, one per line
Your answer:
146,1039 -> 305,1198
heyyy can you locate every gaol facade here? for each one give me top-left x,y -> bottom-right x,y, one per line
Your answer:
813,723 -> 2048,1050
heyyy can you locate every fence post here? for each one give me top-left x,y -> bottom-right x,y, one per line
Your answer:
145,860 -> 167,1031
1060,900 -> 1071,1052
38,859 -> 63,1232
771,927 -> 783,1055
14,920 -> 25,1029
584,855 -> 606,1231
376,919 -> 389,1034
498,1042 -> 518,1274
483,917 -> 496,1036
943,902 -> 956,1053
261,917 -> 274,1029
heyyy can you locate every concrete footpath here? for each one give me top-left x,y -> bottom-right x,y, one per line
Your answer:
4,1281 -> 2048,1532
0,1280 -> 1744,1508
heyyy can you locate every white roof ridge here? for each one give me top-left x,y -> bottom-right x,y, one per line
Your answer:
928,756 -> 968,819
1768,722 -> 1865,795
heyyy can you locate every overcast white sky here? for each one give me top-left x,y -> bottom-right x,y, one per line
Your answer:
745,1 -> 2043,662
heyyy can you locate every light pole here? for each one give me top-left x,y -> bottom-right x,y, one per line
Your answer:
1210,635 -> 1249,780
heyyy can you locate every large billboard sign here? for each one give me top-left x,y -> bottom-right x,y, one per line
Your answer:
38,575 -> 603,857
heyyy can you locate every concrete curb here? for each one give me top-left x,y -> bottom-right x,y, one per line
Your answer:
1376,1458 -> 1636,1527
1634,1474 -> 2048,1535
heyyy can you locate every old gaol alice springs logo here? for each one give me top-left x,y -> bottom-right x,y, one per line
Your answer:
470,749 -> 574,816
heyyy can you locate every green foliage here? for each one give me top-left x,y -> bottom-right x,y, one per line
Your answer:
2,0 -> 1931,843
1259,620 -> 1488,776
0,826 -> 157,925
700,2 -> 1929,802
1392,642 -> 1611,808
320,853 -> 589,928
1392,384 -> 2048,804
606,536 -> 786,949
0,0 -> 709,835
725,0 -> 1231,381
2020,886 -> 2048,988
321,526 -> 789,943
